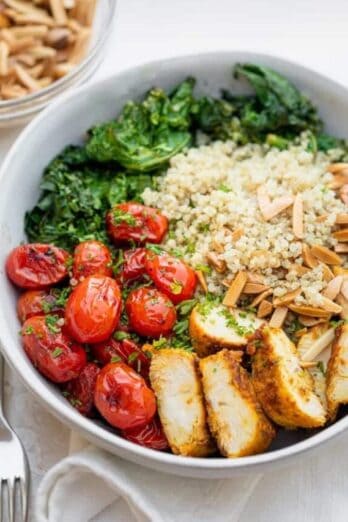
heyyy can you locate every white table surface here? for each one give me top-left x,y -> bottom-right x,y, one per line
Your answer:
2,0 -> 348,520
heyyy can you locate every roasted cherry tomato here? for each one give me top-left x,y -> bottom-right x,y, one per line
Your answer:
94,362 -> 156,430
62,362 -> 100,416
145,252 -> 197,304
21,315 -> 86,383
6,243 -> 70,289
17,289 -> 63,323
65,275 -> 121,344
121,416 -> 169,450
106,203 -> 168,245
92,338 -> 150,379
72,240 -> 113,281
125,287 -> 176,338
117,248 -> 147,284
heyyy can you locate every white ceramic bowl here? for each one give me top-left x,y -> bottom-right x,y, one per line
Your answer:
0,51 -> 348,478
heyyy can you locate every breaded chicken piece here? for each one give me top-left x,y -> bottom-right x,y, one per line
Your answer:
252,327 -> 326,429
199,350 -> 275,457
326,324 -> 348,419
189,304 -> 263,357
297,324 -> 332,410
149,348 -> 215,457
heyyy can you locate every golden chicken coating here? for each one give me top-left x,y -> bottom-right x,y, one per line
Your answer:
252,327 -> 326,429
189,304 -> 263,357
327,324 -> 348,419
199,350 -> 275,457
149,348 -> 215,457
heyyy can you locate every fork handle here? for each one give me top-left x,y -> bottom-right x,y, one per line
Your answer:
0,353 -> 4,416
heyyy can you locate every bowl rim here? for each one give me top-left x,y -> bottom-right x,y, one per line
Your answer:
1,49 -> 348,473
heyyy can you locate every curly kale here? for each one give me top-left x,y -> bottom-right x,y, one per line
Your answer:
86,79 -> 195,172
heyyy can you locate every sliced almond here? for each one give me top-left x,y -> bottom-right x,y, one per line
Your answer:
28,45 -> 57,59
1,83 -> 27,98
273,288 -> 302,307
243,282 -> 270,295
247,272 -> 265,284
257,186 -> 271,215
14,63 -> 39,91
231,228 -> 244,242
211,239 -> 224,254
333,266 -> 348,277
3,0 -> 48,16
310,244 -> 342,265
341,279 -> 348,301
292,194 -> 304,239
260,194 -> 294,221
206,252 -> 226,274
49,0 -> 68,24
320,296 -> 342,314
0,41 -> 9,76
300,361 -> 318,369
337,294 -> 348,320
257,299 -> 273,318
316,214 -> 328,223
322,275 -> 343,300
327,163 -> 348,175
302,244 -> 318,268
289,263 -> 310,276
269,306 -> 288,328
340,184 -> 348,205
321,264 -> 335,282
333,228 -> 348,242
0,12 -> 10,28
289,304 -> 331,318
69,28 -> 90,65
334,243 -> 348,254
52,62 -> 74,78
301,327 -> 335,362
251,288 -> 273,307
336,213 -> 348,225
222,270 -> 247,307
196,270 -> 208,294
9,25 -> 49,38
328,174 -> 348,189
298,315 -> 328,327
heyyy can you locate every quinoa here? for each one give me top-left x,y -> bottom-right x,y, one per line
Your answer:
142,134 -> 347,307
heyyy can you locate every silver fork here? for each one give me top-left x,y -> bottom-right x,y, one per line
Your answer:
0,354 -> 29,522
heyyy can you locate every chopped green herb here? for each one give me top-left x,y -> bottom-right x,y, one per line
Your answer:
317,361 -> 326,376
113,331 -> 130,341
170,279 -> 183,295
52,347 -> 63,358
45,314 -> 61,334
146,243 -> 164,255
195,264 -> 212,275
112,208 -> 137,226
218,184 -> 231,192
111,355 -> 122,363
128,352 -> 139,364
24,326 -> 34,335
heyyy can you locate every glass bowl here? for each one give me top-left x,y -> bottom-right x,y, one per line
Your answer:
0,0 -> 117,127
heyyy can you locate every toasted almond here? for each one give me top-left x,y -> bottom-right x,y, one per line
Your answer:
243,282 -> 270,295
27,63 -> 44,79
251,288 -> 273,307
337,294 -> 348,320
257,186 -> 271,215
230,227 -> 243,242
340,184 -> 348,205
72,0 -> 96,26
49,0 -> 67,23
321,263 -> 335,282
0,12 -> 10,27
334,243 -> 348,254
333,228 -> 348,241
15,52 -> 36,66
333,266 -> 348,277
289,263 -> 310,276
52,62 -> 74,78
327,163 -> 348,175
301,327 -> 335,362
69,28 -> 90,65
9,25 -> 49,38
316,214 -> 328,223
211,239 -> 224,254
341,279 -> 348,301
292,193 -> 304,239
9,37 -> 37,54
1,83 -> 27,98
298,315 -> 328,327
196,270 -> 208,294
269,306 -> 288,328
319,296 -> 342,314
247,272 -> 265,284
336,213 -> 348,225
310,244 -> 342,265
14,63 -> 39,91
289,304 -> 331,318
221,277 -> 232,289
300,361 -> 318,369
222,270 -> 247,307
0,41 -> 9,76
257,299 -> 273,318
273,288 -> 302,307
4,0 -> 48,16
28,45 -> 57,59
37,76 -> 52,88
262,195 -> 294,221
294,328 -> 308,339
8,11 -> 55,25
328,174 -> 348,189
206,252 -> 226,274
322,275 -> 343,300
302,244 -> 318,268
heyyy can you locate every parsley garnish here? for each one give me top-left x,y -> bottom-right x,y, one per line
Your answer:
24,325 -> 34,335
52,347 -> 63,358
112,208 -> 137,226
113,331 -> 129,341
45,314 -> 61,334
128,352 -> 139,364
170,279 -> 183,295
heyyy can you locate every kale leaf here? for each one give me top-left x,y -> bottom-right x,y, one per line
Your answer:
86,79 -> 195,172
25,146 -> 155,250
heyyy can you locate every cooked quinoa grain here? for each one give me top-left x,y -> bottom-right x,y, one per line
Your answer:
142,135 -> 347,307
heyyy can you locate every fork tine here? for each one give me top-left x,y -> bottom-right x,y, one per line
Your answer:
19,477 -> 28,522
6,479 -> 15,522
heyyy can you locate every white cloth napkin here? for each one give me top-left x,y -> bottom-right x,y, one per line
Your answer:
35,432 -> 261,522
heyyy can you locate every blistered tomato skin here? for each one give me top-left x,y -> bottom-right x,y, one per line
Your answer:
145,252 -> 197,304
21,315 -> 87,383
125,287 -> 177,338
6,243 -> 70,289
63,363 -> 100,416
72,240 -> 113,281
94,362 -> 157,430
121,416 -> 169,450
17,290 -> 62,323
117,248 -> 147,284
106,203 -> 168,245
92,338 -> 150,379
65,275 -> 122,344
